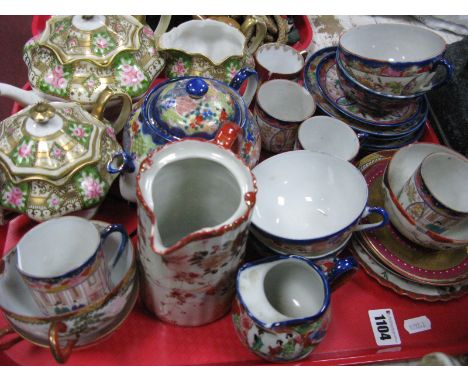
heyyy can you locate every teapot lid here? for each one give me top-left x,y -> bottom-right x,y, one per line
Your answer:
38,15 -> 143,66
146,77 -> 241,140
0,102 -> 108,183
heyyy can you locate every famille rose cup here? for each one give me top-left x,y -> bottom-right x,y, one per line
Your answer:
232,255 -> 356,362
254,79 -> 315,153
16,216 -> 128,316
295,116 -> 360,162
254,43 -> 307,83
397,151 -> 468,234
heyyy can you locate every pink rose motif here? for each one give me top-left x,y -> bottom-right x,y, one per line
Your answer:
5,187 -> 24,208
173,59 -> 187,76
68,38 -> 78,48
72,126 -> 86,139
120,64 -> 145,87
52,147 -> 63,158
44,65 -> 68,89
80,176 -> 104,200
95,36 -> 108,49
241,314 -> 253,331
47,194 -> 61,208
142,26 -> 153,38
18,142 -> 33,159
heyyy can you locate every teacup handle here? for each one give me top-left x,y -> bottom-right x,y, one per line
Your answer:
241,16 -> 267,54
424,57 -> 454,91
100,224 -> 129,269
49,321 -> 78,364
107,151 -> 136,175
229,67 -> 258,108
327,257 -> 358,287
352,206 -> 389,232
0,326 -> 23,351
214,121 -> 243,155
91,87 -> 133,135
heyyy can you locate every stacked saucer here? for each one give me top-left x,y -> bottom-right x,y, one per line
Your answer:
303,25 -> 452,152
350,150 -> 468,302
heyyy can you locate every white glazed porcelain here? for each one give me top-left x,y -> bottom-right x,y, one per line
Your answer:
137,138 -> 256,326
251,150 -> 388,257
384,143 -> 468,249
254,79 -> 315,153
0,221 -> 137,364
255,43 -> 305,82
296,116 -> 360,162
16,217 -> 128,316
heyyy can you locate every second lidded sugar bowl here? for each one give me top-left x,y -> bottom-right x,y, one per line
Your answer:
0,83 -> 132,221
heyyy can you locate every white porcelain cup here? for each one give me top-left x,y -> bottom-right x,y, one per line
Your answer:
16,216 -> 128,316
296,116 -> 360,162
255,43 -> 306,82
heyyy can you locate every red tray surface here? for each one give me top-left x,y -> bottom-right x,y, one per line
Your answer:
1,122 -> 468,366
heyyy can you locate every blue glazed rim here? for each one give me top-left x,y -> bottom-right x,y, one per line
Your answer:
303,48 -> 428,138
235,254 -> 331,329
141,76 -> 245,142
336,49 -> 428,100
316,52 -> 424,128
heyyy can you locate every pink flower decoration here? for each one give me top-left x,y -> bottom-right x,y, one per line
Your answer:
72,126 -> 86,138
106,127 -> 116,138
173,60 -> 186,76
381,66 -> 404,77
52,147 -> 63,158
5,187 -> 24,208
80,176 -> 104,200
95,37 -> 108,49
120,64 -> 145,86
18,142 -> 33,159
143,26 -> 153,38
44,65 -> 68,89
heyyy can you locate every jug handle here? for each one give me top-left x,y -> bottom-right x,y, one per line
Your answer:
214,121 -> 243,155
49,321 -> 78,364
153,15 -> 172,45
0,83 -> 43,106
327,256 -> 358,289
229,67 -> 258,108
91,87 -> 132,135
0,326 -> 23,351
241,16 -> 267,55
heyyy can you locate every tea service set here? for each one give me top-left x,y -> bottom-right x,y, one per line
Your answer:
0,16 -> 465,364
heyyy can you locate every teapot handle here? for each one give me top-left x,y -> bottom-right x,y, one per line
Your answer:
241,16 -> 267,54
153,15 -> 172,44
214,121 -> 243,155
229,68 -> 258,108
48,321 -> 78,364
91,87 -> 132,135
0,83 -> 43,106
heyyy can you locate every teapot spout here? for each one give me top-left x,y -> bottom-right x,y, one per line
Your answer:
0,83 -> 43,106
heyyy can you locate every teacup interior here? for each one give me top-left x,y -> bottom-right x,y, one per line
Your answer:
340,24 -> 446,62
298,116 -> 359,161
256,44 -> 304,74
421,152 -> 468,213
252,151 -> 368,240
263,260 -> 325,319
159,19 -> 245,64
257,79 -> 315,122
17,216 -> 100,278
152,158 -> 242,248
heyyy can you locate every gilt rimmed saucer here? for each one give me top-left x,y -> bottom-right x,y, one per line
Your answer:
356,150 -> 468,286
0,220 -> 138,361
303,47 -> 428,138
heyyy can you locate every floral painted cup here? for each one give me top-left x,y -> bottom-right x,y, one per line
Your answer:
255,43 -> 306,83
397,151 -> 468,234
338,24 -> 453,97
254,79 -> 315,153
16,216 -> 128,316
232,255 -> 356,362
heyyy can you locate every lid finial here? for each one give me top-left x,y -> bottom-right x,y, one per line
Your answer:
186,78 -> 209,98
29,103 -> 56,124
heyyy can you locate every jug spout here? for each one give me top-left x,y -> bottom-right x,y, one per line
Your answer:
136,139 -> 256,326
0,83 -> 43,106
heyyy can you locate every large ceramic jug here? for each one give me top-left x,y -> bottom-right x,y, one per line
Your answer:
136,123 -> 257,326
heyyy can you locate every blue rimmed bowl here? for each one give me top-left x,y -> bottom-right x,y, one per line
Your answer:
251,150 -> 388,258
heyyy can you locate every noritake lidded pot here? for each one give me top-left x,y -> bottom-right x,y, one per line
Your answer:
23,15 -> 171,107
0,84 -> 133,221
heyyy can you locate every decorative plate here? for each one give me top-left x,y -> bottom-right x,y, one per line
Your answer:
351,237 -> 468,302
303,47 -> 428,138
316,53 -> 422,127
356,150 -> 468,286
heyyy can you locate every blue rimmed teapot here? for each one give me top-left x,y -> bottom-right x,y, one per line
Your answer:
119,68 -> 261,202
